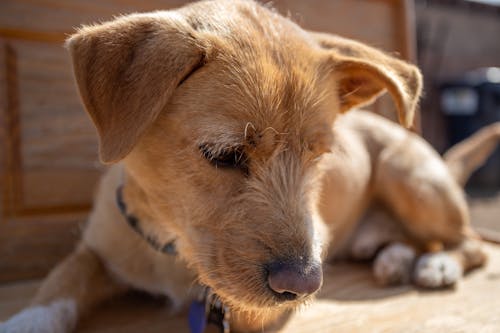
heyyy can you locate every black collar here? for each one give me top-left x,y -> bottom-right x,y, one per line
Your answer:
116,185 -> 177,255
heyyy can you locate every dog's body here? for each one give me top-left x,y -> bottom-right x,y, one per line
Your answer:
2,1 -> 500,332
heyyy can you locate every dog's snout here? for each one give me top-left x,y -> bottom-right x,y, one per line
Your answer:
267,261 -> 323,300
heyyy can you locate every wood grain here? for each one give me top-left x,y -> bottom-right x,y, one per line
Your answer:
0,214 -> 84,283
2,42 -> 22,218
0,41 -> 6,218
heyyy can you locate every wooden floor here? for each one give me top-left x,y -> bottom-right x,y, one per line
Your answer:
1,243 -> 500,333
1,195 -> 498,332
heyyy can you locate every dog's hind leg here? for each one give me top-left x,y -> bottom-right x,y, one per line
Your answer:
372,135 -> 487,288
0,243 -> 126,333
348,206 -> 421,286
350,206 -> 408,260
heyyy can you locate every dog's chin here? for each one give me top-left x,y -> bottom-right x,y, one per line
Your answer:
198,271 -> 314,312
188,246 -> 318,311
217,288 -> 311,313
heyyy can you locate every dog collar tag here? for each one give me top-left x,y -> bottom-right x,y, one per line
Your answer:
188,300 -> 207,333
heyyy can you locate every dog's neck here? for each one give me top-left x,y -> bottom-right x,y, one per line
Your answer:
116,185 -> 234,333
116,184 -> 178,255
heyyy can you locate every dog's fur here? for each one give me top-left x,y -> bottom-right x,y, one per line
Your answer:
2,1 -> 499,332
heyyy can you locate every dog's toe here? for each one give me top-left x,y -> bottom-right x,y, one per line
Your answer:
373,243 -> 416,285
413,252 -> 463,288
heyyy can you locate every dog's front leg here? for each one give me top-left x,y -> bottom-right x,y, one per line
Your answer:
0,243 -> 126,333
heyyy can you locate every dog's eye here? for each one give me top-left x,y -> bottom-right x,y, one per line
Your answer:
199,144 -> 248,173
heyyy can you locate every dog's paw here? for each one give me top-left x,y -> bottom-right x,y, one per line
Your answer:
413,252 -> 463,288
0,299 -> 77,333
373,242 -> 416,285
351,237 -> 380,260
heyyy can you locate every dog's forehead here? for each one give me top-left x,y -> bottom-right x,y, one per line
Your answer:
176,1 -> 336,153
181,52 -> 334,155
152,0 -> 336,157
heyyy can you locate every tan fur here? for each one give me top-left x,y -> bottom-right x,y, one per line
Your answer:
444,122 -> 500,186
2,1 -> 495,332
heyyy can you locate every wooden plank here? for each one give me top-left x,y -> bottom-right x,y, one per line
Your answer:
276,0 -> 400,52
0,214 -> 83,283
0,39 -> 103,218
14,40 -> 102,212
0,0 -> 189,41
1,244 -> 500,332
0,0 -> 414,55
0,40 -> 6,218
1,41 -> 23,218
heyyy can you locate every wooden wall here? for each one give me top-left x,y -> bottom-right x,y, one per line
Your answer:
416,0 -> 500,152
0,0 -> 416,282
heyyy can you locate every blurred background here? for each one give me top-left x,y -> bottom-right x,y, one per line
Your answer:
0,0 -> 498,284
416,0 -> 500,191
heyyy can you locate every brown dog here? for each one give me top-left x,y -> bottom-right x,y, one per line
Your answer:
2,0 -> 499,332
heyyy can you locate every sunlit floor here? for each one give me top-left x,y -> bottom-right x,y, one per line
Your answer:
1,243 -> 500,333
1,194 -> 499,332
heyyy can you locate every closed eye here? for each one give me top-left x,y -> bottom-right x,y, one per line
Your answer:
199,144 -> 249,174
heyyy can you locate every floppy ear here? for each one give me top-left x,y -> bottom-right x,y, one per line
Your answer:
310,32 -> 422,128
66,13 -> 205,163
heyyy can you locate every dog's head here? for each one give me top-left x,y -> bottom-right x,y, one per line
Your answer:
67,0 -> 421,312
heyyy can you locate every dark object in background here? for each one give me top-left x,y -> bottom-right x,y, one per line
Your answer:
440,67 -> 500,190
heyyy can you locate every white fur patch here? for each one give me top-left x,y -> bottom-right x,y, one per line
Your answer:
374,243 -> 416,285
414,252 -> 463,288
311,213 -> 329,263
0,299 -> 77,333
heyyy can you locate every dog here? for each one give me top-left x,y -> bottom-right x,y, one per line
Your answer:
2,0 -> 499,332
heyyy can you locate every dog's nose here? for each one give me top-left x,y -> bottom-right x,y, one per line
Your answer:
267,261 -> 323,299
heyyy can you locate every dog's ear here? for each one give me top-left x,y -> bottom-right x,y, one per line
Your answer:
311,32 -> 422,128
66,13 -> 205,163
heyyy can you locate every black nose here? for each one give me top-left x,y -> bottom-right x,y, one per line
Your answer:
267,260 -> 323,300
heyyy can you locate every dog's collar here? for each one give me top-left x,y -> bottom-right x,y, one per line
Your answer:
189,287 -> 230,333
116,185 -> 177,255
116,186 -> 229,332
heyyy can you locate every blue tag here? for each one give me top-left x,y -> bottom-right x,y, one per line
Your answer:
188,300 -> 207,333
